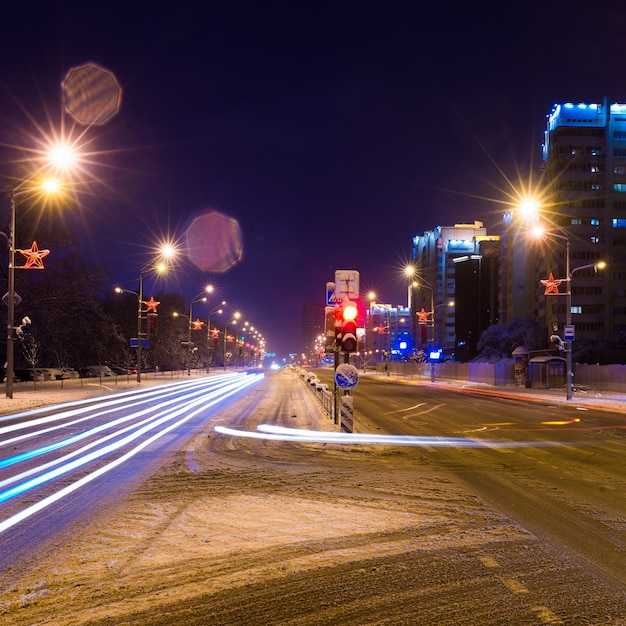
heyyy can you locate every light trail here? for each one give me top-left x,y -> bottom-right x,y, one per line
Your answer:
0,374 -> 251,465
0,373 -> 239,441
0,373 -> 264,535
0,374 -> 260,490
215,424 -> 561,448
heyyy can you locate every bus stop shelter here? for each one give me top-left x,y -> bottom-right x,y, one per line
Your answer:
528,355 -> 566,389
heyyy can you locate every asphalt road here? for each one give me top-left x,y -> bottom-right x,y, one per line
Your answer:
2,367 -> 626,625
314,368 -> 626,586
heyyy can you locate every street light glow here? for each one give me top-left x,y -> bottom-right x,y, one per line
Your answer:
49,144 -> 75,169
518,198 -> 540,218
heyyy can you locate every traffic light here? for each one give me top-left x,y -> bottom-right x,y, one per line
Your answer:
341,300 -> 358,352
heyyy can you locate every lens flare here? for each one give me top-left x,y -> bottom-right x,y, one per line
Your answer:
62,63 -> 122,126
184,209 -> 244,272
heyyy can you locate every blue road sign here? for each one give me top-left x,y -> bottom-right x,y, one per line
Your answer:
130,338 -> 150,348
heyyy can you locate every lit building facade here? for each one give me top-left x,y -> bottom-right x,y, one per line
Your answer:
410,221 -> 500,358
533,99 -> 624,343
365,303 -> 413,362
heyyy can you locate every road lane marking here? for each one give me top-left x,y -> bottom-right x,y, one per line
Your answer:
502,578 -> 528,593
477,555 -> 500,568
384,403 -> 427,414
532,606 -> 564,624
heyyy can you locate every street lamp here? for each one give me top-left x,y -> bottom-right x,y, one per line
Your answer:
413,277 -> 435,350
429,301 -> 455,382
115,275 -> 154,384
223,311 -> 241,369
535,226 -> 606,400
5,168 -> 72,398
115,248 -> 173,383
207,300 -> 225,372
185,292 -> 210,374
115,277 -> 146,384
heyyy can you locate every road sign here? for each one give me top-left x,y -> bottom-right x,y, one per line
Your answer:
334,270 -> 359,299
335,363 -> 359,389
326,281 -> 342,305
130,338 -> 150,348
564,325 -> 575,341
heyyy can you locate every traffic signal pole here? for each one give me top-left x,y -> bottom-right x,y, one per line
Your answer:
333,348 -> 339,424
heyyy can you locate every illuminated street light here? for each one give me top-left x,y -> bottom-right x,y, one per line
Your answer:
179,287 -> 217,376
115,255 -> 170,384
5,149 -> 77,398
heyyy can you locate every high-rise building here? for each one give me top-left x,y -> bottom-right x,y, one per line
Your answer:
410,221 -> 500,358
532,99 -> 623,342
301,302 -> 325,362
408,100 -> 626,360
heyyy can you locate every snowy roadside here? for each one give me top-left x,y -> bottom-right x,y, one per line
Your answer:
0,371 -> 206,416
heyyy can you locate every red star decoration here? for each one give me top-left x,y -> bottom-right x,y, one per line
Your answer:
211,328 -> 220,337
17,241 -> 50,269
416,307 -> 431,323
540,272 -> 563,296
192,318 -> 204,330
143,296 -> 160,312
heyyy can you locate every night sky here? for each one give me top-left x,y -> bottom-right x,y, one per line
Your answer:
1,2 -> 625,359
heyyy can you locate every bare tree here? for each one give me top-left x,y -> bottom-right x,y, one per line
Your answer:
21,334 -> 41,390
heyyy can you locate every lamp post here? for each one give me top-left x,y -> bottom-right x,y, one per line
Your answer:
115,249 -> 173,384
535,228 -> 605,400
414,278 -> 435,351
430,301 -> 455,382
223,311 -> 241,369
6,194 -> 17,398
561,244 -> 604,400
6,184 -> 64,398
115,275 -> 145,384
206,300 -> 225,372
5,144 -> 78,398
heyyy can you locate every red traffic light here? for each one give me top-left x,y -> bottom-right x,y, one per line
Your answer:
342,300 -> 358,321
341,300 -> 358,352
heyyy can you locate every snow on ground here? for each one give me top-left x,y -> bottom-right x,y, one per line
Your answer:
2,369 -> 625,625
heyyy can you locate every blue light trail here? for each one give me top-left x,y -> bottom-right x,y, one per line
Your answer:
0,373 -> 263,535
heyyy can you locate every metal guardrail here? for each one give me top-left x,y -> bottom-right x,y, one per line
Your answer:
297,368 -> 333,417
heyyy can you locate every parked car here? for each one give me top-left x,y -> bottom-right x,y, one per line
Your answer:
14,369 -> 45,382
37,368 -> 66,381
79,365 -> 114,378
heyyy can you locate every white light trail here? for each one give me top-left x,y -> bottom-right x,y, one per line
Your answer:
0,374 -> 251,462
0,373 -> 239,440
215,424 -> 560,448
0,374 -> 260,490
0,373 -> 264,534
